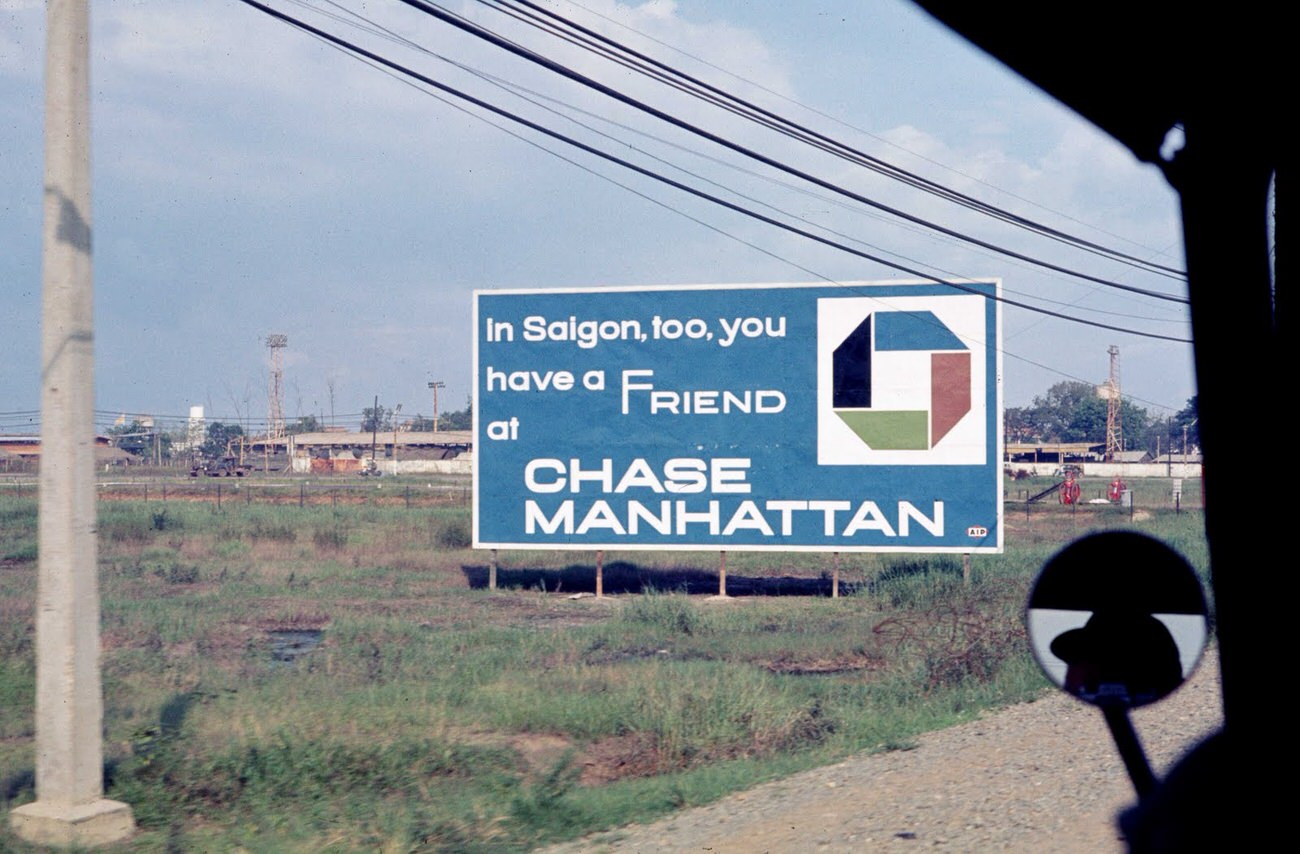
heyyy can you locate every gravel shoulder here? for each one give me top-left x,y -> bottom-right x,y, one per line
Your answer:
543,649 -> 1222,853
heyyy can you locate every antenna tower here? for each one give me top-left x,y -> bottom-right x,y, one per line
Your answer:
266,334 -> 288,440
1103,345 -> 1122,461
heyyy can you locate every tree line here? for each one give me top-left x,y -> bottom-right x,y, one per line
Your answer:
106,401 -> 474,462
1007,381 -> 1198,455
106,385 -> 1196,463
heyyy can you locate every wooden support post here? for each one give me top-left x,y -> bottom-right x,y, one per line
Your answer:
832,552 -> 840,599
595,549 -> 604,598
489,549 -> 498,591
718,551 -> 727,597
963,553 -> 972,585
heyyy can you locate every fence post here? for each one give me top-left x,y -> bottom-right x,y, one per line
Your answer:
216,483 -> 222,510
299,482 -> 305,508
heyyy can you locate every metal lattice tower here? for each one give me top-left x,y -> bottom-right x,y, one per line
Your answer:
266,334 -> 288,440
1103,345 -> 1122,461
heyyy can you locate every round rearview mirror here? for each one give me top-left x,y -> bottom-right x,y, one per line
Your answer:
1026,532 -> 1209,709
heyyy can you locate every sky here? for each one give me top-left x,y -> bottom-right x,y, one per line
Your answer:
0,0 -> 1193,436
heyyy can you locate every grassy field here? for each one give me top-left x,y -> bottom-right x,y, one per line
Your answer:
0,476 -> 1208,852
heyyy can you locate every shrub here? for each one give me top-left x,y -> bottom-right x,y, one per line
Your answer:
432,517 -> 471,550
151,510 -> 182,532
312,527 -> 348,550
2,541 -> 37,563
622,590 -> 702,636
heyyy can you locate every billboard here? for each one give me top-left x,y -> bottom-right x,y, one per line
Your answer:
474,280 -> 1002,552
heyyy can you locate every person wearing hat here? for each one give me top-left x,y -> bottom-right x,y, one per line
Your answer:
1051,611 -> 1183,706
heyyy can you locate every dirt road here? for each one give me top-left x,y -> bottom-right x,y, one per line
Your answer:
544,650 -> 1221,852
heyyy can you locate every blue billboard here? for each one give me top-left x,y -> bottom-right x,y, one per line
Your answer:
473,280 -> 1002,552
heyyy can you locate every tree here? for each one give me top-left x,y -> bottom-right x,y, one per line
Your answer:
360,406 -> 393,433
1120,399 -> 1153,453
1016,380 -> 1153,450
1020,381 -> 1098,442
396,402 -> 469,432
200,422 -> 244,459
438,399 -> 472,431
1005,406 -> 1038,443
286,415 -> 321,435
1170,396 -> 1199,449
106,420 -> 172,461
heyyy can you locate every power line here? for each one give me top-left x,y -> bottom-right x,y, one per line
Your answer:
558,0 -> 1183,272
479,0 -> 1185,280
235,0 -> 1188,342
392,0 -> 1187,304
291,0 -> 1189,329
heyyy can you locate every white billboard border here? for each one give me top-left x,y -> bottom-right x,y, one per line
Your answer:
472,278 -> 1004,554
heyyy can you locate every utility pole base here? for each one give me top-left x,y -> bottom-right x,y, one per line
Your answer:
9,799 -> 134,848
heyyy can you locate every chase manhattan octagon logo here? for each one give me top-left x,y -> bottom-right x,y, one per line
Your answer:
817,295 -> 988,467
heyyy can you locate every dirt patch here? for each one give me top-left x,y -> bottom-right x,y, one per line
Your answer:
509,733 -> 577,776
764,652 -> 884,676
254,609 -> 331,630
577,733 -> 661,785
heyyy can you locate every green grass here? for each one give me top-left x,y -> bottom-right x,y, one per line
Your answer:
0,483 -> 1209,851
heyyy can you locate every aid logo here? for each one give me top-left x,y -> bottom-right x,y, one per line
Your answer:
817,295 -> 988,466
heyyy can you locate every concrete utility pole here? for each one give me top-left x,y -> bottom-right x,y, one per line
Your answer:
9,1 -> 135,846
428,380 -> 445,432
266,333 -> 288,440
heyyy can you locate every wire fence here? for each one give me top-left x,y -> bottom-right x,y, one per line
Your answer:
0,473 -> 1200,515
0,477 -> 472,509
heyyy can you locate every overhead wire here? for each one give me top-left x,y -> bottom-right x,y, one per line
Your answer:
309,2 -> 1180,326
235,0 -> 1188,342
391,0 -> 1187,303
558,0 -> 1182,273
307,0 -> 1186,329
479,0 -> 1185,280
230,44 -> 1191,410
1,4 -> 1191,425
472,0 -> 1188,325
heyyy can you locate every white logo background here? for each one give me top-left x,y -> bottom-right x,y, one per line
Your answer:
817,294 -> 989,466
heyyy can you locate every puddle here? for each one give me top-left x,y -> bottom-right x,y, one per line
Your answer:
268,629 -> 323,666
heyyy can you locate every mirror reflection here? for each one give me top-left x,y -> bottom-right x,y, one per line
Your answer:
1026,532 -> 1209,708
